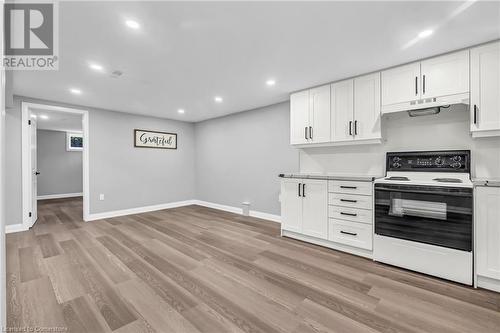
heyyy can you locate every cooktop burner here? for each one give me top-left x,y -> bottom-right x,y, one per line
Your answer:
433,178 -> 463,183
385,176 -> 410,181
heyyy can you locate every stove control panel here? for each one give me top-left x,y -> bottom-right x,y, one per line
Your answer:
386,150 -> 470,173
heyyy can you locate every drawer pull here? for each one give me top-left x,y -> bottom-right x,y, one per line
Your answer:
340,199 -> 357,203
340,230 -> 357,236
340,186 -> 357,189
340,212 -> 357,217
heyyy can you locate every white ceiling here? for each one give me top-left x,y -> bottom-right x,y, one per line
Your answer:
12,1 -> 500,122
32,108 -> 82,132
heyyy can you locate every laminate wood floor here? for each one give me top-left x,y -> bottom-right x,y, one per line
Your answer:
6,197 -> 500,332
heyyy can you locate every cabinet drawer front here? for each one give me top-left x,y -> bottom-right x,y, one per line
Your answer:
329,193 -> 372,210
329,219 -> 373,250
329,180 -> 372,196
328,206 -> 372,224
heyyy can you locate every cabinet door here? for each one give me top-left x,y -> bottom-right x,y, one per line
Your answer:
354,73 -> 381,141
471,42 -> 500,133
331,79 -> 354,142
290,90 -> 310,145
280,179 -> 302,233
381,62 -> 421,106
420,50 -> 469,99
302,179 -> 328,239
476,186 -> 500,280
309,84 -> 331,143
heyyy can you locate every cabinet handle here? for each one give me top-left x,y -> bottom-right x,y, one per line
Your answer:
340,199 -> 357,203
340,186 -> 357,189
354,120 -> 358,136
473,105 -> 478,125
415,76 -> 418,95
349,121 -> 353,136
422,75 -> 426,94
340,212 -> 357,217
305,127 -> 308,140
298,183 -> 301,197
340,230 -> 358,236
302,183 -> 306,197
309,126 -> 313,140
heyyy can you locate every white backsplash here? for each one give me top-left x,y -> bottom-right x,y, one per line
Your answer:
299,105 -> 500,178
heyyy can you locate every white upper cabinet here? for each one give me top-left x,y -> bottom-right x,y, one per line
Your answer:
309,85 -> 331,143
381,62 -> 420,107
331,79 -> 354,142
420,50 -> 469,99
354,73 -> 381,141
470,41 -> 500,137
290,90 -> 310,145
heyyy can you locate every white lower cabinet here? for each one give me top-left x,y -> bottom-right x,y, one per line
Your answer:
475,186 -> 500,292
280,178 -> 328,239
281,178 -> 374,257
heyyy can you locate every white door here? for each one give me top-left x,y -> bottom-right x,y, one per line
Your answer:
353,73 -> 381,141
280,178 -> 302,233
331,79 -> 354,142
301,179 -> 328,239
309,84 -> 331,143
471,42 -> 500,133
476,186 -> 500,280
290,90 -> 310,145
30,118 -> 38,226
381,62 -> 421,106
420,50 -> 469,99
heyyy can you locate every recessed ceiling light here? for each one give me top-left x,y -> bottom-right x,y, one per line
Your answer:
30,114 -> 37,119
39,115 -> 49,120
418,29 -> 433,39
125,20 -> 140,29
178,109 -> 185,114
89,63 -> 103,71
214,96 -> 223,103
70,88 -> 82,95
266,79 -> 276,86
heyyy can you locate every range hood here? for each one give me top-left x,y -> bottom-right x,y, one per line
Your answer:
381,92 -> 469,115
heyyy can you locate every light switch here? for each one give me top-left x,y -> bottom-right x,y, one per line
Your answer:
99,194 -> 105,201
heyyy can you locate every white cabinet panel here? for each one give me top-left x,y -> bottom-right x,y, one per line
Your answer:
329,219 -> 372,250
280,178 -> 302,233
354,73 -> 381,141
420,50 -> 469,99
290,90 -> 310,145
302,179 -> 328,239
381,62 -> 420,106
328,206 -> 372,224
476,186 -> 500,280
329,180 -> 373,196
310,85 -> 331,143
471,42 -> 500,135
331,79 -> 354,142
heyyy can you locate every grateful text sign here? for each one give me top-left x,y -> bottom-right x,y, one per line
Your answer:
134,129 -> 177,149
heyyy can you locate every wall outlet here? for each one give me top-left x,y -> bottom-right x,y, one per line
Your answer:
99,194 -> 105,201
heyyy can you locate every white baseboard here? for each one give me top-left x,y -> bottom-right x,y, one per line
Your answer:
5,223 -> 29,234
86,200 -> 197,221
477,275 -> 500,293
38,192 -> 83,200
193,200 -> 281,223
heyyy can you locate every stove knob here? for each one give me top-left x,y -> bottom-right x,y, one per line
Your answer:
451,162 -> 462,169
435,157 -> 444,166
393,162 -> 402,168
393,156 -> 401,163
453,155 -> 462,162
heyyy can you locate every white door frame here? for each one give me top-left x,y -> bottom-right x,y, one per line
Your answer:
21,102 -> 90,228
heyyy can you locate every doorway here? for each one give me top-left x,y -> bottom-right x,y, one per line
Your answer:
21,102 -> 90,230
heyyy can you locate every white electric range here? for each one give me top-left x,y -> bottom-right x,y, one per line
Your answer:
373,150 -> 473,285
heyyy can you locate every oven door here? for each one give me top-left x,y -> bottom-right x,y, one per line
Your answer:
375,184 -> 473,251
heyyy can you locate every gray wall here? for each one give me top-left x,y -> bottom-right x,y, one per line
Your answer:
37,130 -> 83,196
6,96 -> 196,225
195,102 -> 299,215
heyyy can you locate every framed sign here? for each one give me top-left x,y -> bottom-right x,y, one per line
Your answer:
66,132 -> 83,151
134,129 -> 177,149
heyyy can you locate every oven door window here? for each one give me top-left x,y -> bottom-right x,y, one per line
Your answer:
375,185 -> 472,251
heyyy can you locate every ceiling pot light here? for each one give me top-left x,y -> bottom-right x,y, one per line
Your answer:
39,115 -> 49,120
89,63 -> 103,71
266,79 -> 276,86
30,114 -> 37,119
214,96 -> 223,103
125,20 -> 140,29
418,29 -> 433,39
70,88 -> 82,95
178,109 -> 185,114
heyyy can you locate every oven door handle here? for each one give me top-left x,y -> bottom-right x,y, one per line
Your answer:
375,187 -> 472,197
